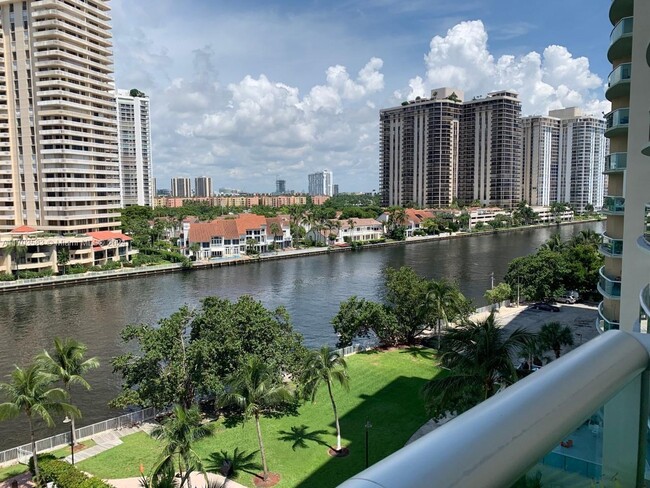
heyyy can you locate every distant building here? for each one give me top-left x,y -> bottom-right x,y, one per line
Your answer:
308,170 -> 333,196
333,184 -> 339,196
171,178 -> 192,198
276,179 -> 286,194
195,176 -> 213,198
219,187 -> 242,195
522,116 -> 560,206
117,89 -> 153,207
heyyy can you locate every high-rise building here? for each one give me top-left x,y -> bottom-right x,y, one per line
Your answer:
171,177 -> 191,198
0,0 -> 121,233
459,91 -> 522,209
308,170 -> 333,196
333,184 -> 339,196
275,179 -> 286,194
117,89 -> 153,207
521,116 -> 560,206
194,176 -> 212,197
553,108 -> 607,212
379,88 -> 463,208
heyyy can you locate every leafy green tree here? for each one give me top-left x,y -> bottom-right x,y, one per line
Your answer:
504,249 -> 568,301
36,338 -> 99,445
384,267 -> 430,344
539,322 -> 574,359
151,404 -> 212,488
0,364 -> 79,479
7,239 -> 27,276
246,238 -> 259,255
300,347 -> 350,451
330,296 -> 399,347
207,448 -> 261,487
513,203 -> 538,226
221,357 -> 293,481
386,206 -> 407,240
422,313 -> 532,420
484,282 -> 513,309
540,233 -> 564,252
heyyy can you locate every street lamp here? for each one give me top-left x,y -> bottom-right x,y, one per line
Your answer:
63,416 -> 74,466
365,420 -> 372,469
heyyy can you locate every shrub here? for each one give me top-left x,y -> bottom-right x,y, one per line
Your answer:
0,272 -> 16,281
28,453 -> 56,476
38,458 -> 112,488
67,265 -> 89,274
101,260 -> 122,270
17,269 -> 53,279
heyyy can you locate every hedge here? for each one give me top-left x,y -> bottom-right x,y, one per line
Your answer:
38,458 -> 112,488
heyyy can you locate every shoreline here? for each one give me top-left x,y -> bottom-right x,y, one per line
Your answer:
0,218 -> 602,294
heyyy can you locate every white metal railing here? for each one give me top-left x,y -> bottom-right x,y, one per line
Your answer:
339,330 -> 650,488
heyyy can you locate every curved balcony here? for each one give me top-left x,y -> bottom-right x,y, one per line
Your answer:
640,203 -> 650,254
597,301 -> 620,333
604,152 -> 627,173
598,267 -> 621,299
608,17 -> 633,63
605,108 -> 629,138
609,0 -> 633,25
642,142 -> 650,157
602,195 -> 625,215
606,63 -> 631,101
599,233 -> 623,257
641,285 -> 650,320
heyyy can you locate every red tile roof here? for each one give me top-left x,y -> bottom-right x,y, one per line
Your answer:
86,231 -> 132,242
10,225 -> 39,234
234,214 -> 267,235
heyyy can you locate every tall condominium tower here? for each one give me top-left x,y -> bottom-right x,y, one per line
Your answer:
117,89 -> 152,207
308,169 -> 333,196
0,0 -> 120,232
459,91 -> 522,209
194,176 -> 212,197
379,88 -> 463,207
275,178 -> 286,194
521,116 -> 560,206
171,177 -> 191,198
553,108 -> 607,212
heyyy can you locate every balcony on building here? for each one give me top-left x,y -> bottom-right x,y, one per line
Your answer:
604,152 -> 627,173
605,63 -> 631,101
599,233 -> 623,257
607,16 -> 633,62
598,267 -> 621,299
642,141 -> 650,157
601,195 -> 625,214
604,108 -> 629,138
609,0 -> 633,24
639,203 -> 650,254
597,301 -> 620,332
641,285 -> 650,320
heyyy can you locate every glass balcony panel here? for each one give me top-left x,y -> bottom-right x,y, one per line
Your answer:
610,16 -> 633,44
600,234 -> 623,257
608,17 -> 633,62
604,152 -> 627,172
602,196 -> 625,214
606,63 -> 631,100
597,301 -> 620,332
642,285 -> 650,319
598,267 -> 621,298
605,108 -> 629,130
645,204 -> 650,246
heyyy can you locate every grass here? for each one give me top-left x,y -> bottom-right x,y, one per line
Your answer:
0,439 -> 97,482
79,348 -> 438,487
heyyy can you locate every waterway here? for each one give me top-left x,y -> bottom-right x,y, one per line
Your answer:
0,221 -> 604,449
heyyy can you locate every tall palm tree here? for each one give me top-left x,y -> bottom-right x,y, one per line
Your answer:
0,364 -> 78,480
36,338 -> 99,445
347,218 -> 355,243
269,222 -> 282,250
300,346 -> 350,452
539,322 -> 574,359
7,239 -> 27,277
425,279 -> 466,349
150,404 -> 212,488
221,357 -> 293,481
422,313 -> 532,419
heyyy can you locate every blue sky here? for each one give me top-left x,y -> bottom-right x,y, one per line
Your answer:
111,0 -> 613,194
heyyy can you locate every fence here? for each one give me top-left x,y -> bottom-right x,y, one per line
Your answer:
0,407 -> 158,466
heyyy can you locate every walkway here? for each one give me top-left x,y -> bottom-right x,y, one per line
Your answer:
108,471 -> 247,488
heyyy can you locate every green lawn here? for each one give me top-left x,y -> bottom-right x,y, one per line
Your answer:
79,347 -> 438,487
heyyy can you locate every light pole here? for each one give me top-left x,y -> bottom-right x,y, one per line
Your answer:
63,416 -> 74,465
490,272 -> 494,290
365,420 -> 372,469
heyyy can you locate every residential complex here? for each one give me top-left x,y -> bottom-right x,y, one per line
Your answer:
194,176 -> 212,197
379,87 -> 462,208
116,89 -> 153,207
154,194 -> 313,209
308,169 -> 333,196
0,0 -> 121,233
170,177 -> 191,198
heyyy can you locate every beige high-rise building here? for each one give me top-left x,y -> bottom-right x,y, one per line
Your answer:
522,116 -> 560,206
0,0 -> 120,233
194,176 -> 212,198
171,177 -> 191,198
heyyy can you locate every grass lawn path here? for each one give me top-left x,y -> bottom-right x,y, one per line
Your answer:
79,347 -> 437,487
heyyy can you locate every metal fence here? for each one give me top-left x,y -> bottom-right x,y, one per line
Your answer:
0,407 -> 158,466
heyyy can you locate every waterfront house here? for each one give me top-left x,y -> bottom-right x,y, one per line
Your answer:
307,218 -> 384,245
86,231 -> 137,266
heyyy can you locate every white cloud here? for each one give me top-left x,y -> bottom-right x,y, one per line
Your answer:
403,20 -> 609,116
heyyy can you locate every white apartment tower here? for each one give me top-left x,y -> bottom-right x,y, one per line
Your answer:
522,116 -> 560,206
308,170 -> 333,196
0,0 -> 121,232
117,89 -> 152,207
171,177 -> 191,198
553,108 -> 607,212
379,88 -> 462,208
194,176 -> 212,197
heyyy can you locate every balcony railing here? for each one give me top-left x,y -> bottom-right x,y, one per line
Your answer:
604,152 -> 627,172
604,108 -> 629,138
598,266 -> 621,298
599,233 -> 623,257
606,63 -> 631,100
602,195 -> 625,214
641,285 -> 650,319
608,17 -> 633,62
340,330 -> 650,488
598,301 -> 620,332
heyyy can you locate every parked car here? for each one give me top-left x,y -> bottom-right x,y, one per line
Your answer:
530,302 -> 560,312
555,295 -> 577,304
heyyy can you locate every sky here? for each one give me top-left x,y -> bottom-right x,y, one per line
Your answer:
110,0 -> 613,194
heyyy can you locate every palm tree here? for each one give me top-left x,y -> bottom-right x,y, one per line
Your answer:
139,464 -> 179,488
540,233 -> 564,252
571,229 -> 602,248
7,239 -> 27,277
346,218 -> 355,243
300,347 -> 350,452
539,322 -> 574,359
269,222 -> 282,250
150,404 -> 212,488
207,448 -> 261,488
36,338 -> 99,445
0,364 -> 78,480
221,357 -> 293,481
422,312 -> 532,418
425,279 -> 466,349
